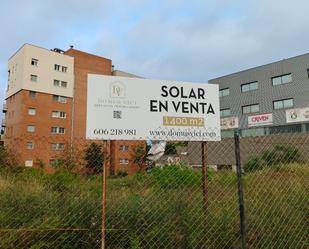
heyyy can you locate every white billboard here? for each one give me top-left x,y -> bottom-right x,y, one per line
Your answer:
286,107 -> 309,123
220,117 -> 239,130
248,113 -> 273,127
86,75 -> 221,141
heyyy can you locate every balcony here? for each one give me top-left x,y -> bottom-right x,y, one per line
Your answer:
1,118 -> 6,127
0,135 -> 4,146
2,102 -> 7,113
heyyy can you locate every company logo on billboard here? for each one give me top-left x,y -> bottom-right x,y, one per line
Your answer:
248,113 -> 273,127
290,111 -> 298,120
110,81 -> 126,98
286,107 -> 309,123
220,117 -> 239,130
251,115 -> 269,122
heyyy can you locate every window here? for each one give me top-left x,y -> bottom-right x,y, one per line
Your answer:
25,160 -> 33,167
27,125 -> 35,132
51,127 -> 65,134
219,88 -> 230,97
53,95 -> 67,103
120,158 -> 129,165
62,66 -> 68,73
54,80 -> 67,88
241,128 -> 265,137
119,145 -> 129,151
54,64 -> 67,73
220,108 -> 231,117
30,74 -> 38,82
61,81 -> 67,88
8,70 -> 10,81
31,58 -> 38,66
29,91 -> 36,98
272,74 -> 292,86
50,143 -> 65,150
28,108 -> 36,116
221,130 -> 234,138
242,104 -> 259,114
26,141 -> 34,149
52,111 -> 66,118
54,64 -> 61,71
273,98 -> 294,110
241,81 -> 258,92
52,111 -> 58,118
307,69 -> 309,78
53,80 -> 60,87
270,124 -> 301,134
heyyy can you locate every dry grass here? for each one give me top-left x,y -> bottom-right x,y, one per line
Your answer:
0,164 -> 308,248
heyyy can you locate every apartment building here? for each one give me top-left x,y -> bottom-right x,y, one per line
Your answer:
2,44 -> 144,174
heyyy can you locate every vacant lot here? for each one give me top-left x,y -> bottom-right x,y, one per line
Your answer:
0,164 -> 308,249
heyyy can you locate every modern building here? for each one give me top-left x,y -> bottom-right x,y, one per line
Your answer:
182,53 -> 309,169
209,53 -> 309,137
1,44 -> 144,174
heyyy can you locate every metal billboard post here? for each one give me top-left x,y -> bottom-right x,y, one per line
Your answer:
101,140 -> 108,249
234,130 -> 246,249
201,141 -> 208,218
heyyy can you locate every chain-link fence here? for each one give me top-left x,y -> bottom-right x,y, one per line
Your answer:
0,132 -> 308,248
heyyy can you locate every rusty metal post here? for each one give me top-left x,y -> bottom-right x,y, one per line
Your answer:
201,141 -> 208,216
101,140 -> 108,249
234,130 -> 246,249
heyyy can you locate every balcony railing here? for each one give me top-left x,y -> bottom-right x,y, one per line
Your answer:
2,102 -> 7,113
1,118 -> 6,127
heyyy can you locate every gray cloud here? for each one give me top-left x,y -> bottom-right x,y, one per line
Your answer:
0,0 -> 308,113
95,0 -> 309,81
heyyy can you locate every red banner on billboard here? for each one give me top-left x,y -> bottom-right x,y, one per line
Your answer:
248,113 -> 273,127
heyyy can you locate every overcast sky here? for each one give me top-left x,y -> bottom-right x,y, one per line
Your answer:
0,0 -> 309,110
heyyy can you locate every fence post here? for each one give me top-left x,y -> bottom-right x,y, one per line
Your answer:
234,130 -> 246,249
201,142 -> 208,216
101,140 -> 108,249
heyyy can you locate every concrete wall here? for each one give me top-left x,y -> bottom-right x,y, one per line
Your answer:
182,133 -> 309,167
6,44 -> 74,98
112,70 -> 143,78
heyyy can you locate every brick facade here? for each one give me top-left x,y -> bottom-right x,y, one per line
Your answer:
3,45 -> 145,175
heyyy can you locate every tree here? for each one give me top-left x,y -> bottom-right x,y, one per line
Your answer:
84,143 -> 104,174
0,146 -> 18,169
164,142 -> 177,155
132,144 -> 149,172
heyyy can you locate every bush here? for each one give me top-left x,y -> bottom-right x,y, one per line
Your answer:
50,156 -> 76,172
47,170 -> 79,192
117,171 -> 128,178
149,165 -> 212,189
244,156 -> 264,172
244,144 -> 302,173
261,144 -> 302,165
